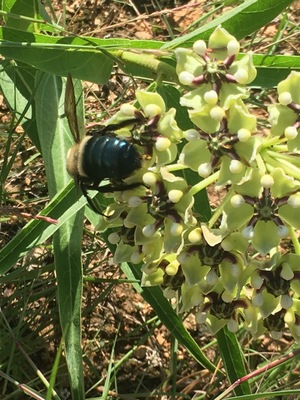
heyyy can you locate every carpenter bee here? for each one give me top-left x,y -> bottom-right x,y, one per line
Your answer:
65,75 -> 143,214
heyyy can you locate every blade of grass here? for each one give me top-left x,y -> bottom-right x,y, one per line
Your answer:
35,72 -> 85,399
162,0 -> 295,48
216,327 -> 251,396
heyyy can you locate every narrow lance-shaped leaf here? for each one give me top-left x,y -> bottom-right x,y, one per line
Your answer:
35,72 -> 85,399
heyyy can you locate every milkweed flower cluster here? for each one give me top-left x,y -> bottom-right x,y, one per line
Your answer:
98,26 -> 300,341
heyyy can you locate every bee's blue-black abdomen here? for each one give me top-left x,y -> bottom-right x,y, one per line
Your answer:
82,135 -> 141,184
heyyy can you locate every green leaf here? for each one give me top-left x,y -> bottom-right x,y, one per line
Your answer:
35,72 -> 85,398
0,27 -> 163,83
216,327 -> 251,396
252,54 -> 300,87
162,0 -> 295,48
2,0 -> 36,31
1,0 -> 52,32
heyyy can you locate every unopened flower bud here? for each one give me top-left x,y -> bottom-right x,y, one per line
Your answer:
237,128 -> 251,142
278,91 -> 292,105
288,193 -> 300,208
143,172 -> 157,186
284,126 -> 298,140
188,228 -> 202,243
198,162 -> 212,177
193,40 -> 207,56
184,129 -> 200,141
204,90 -> 218,105
170,222 -> 183,236
230,194 -> 245,208
165,260 -> 180,276
196,311 -> 206,324
227,318 -> 239,332
229,159 -> 243,173
168,189 -> 183,203
260,174 -> 274,188
210,106 -> 225,121
108,232 -> 120,244
277,225 -> 289,238
163,287 -> 177,299
227,39 -> 240,56
234,69 -> 249,84
144,104 -> 161,117
142,224 -> 156,237
120,103 -> 137,116
178,71 -> 194,85
242,226 -> 254,239
156,137 -> 171,151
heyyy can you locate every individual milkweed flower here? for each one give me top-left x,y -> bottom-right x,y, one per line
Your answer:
194,289 -> 252,334
223,168 -> 300,254
176,227 -> 246,303
250,253 -> 300,321
175,26 -> 256,109
106,89 -> 183,167
179,100 -> 258,184
141,253 -> 183,289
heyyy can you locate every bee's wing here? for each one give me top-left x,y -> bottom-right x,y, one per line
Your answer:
65,74 -> 81,143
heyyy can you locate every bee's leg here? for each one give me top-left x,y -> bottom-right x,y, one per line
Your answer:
84,181 -> 143,193
89,118 -> 142,137
80,181 -> 144,215
80,182 -> 105,215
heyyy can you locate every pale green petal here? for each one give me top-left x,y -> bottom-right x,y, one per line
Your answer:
252,221 -> 281,255
257,290 -> 280,318
180,85 -> 212,110
268,104 -> 297,136
270,168 -> 300,197
179,140 -> 211,171
181,253 -> 210,286
136,89 -> 166,114
219,83 -> 250,109
158,108 -> 183,141
278,70 -> 300,104
189,107 -> 220,133
208,26 -> 236,59
175,48 -> 205,77
141,268 -> 164,286
229,53 -> 257,84
227,101 -> 257,132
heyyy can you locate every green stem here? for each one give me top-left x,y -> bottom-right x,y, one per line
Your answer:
209,185 -> 235,228
258,134 -> 287,149
0,10 -> 65,32
117,50 -> 179,83
188,171 -> 220,196
263,151 -> 300,180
